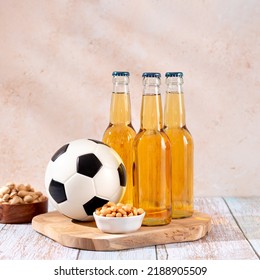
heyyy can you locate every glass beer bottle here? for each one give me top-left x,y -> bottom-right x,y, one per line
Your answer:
133,72 -> 172,226
103,71 -> 136,205
163,72 -> 194,218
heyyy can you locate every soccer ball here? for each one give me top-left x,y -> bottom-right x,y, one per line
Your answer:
45,138 -> 126,221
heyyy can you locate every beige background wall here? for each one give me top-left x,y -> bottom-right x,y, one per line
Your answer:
0,0 -> 259,197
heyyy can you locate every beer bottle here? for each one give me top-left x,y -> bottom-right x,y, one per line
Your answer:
103,71 -> 136,205
133,72 -> 172,226
163,72 -> 194,218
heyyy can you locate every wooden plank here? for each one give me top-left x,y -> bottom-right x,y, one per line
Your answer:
78,246 -> 157,260
157,197 -> 258,260
0,223 -> 79,260
224,196 -> 260,258
32,210 -> 211,251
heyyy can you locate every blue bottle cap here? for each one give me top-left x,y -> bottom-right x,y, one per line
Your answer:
112,71 -> 130,76
165,72 -> 183,78
142,72 -> 161,78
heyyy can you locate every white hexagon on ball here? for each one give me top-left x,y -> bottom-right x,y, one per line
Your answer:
65,173 -> 96,205
45,139 -> 127,221
94,167 -> 120,199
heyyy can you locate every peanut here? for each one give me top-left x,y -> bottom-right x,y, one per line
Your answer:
17,190 -> 29,197
9,191 -> 17,198
38,195 -> 46,202
0,182 -> 47,205
95,202 -> 145,218
35,191 -> 43,197
0,186 -> 10,196
10,196 -> 23,205
118,208 -> 127,215
137,208 -> 145,215
122,204 -> 132,212
24,195 -> 34,203
3,194 -> 10,202
107,201 -> 116,207
6,183 -> 15,190
100,208 -> 111,215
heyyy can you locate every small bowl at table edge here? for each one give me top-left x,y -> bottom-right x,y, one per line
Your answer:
0,198 -> 48,224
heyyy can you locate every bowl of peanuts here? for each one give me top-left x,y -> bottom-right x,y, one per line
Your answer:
93,202 -> 145,234
0,183 -> 48,224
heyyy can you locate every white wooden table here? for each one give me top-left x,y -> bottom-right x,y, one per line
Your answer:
0,197 -> 259,260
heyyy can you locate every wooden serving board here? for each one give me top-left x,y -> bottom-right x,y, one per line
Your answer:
32,211 -> 212,251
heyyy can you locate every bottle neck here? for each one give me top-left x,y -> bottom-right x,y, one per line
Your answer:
143,77 -> 160,96
164,77 -> 186,128
113,76 -> 129,94
141,77 -> 163,130
110,76 -> 131,125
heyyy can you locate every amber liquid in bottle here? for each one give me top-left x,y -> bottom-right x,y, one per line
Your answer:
133,73 -> 172,226
103,72 -> 136,205
163,73 -> 194,218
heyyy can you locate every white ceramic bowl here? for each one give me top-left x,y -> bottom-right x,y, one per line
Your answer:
93,212 -> 145,234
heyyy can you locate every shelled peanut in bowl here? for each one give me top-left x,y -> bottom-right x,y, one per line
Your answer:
93,202 -> 145,234
0,183 -> 48,224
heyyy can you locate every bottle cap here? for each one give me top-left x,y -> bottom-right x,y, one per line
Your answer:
112,71 -> 130,76
165,72 -> 183,78
142,72 -> 161,78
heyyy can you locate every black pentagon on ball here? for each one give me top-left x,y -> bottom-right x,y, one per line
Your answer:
83,196 -> 109,215
117,163 -> 126,187
77,153 -> 103,178
51,143 -> 69,162
49,179 -> 67,203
